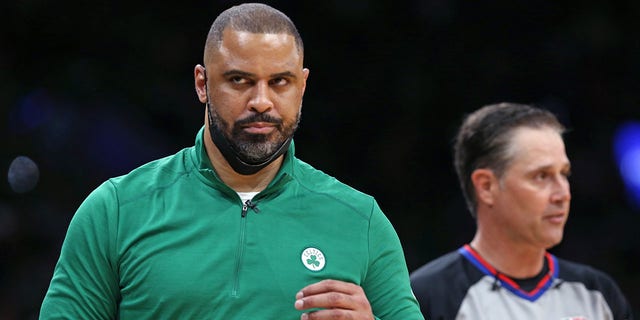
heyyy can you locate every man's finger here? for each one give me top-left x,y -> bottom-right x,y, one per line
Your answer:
295,291 -> 356,311
301,309 -> 353,320
297,279 -> 361,298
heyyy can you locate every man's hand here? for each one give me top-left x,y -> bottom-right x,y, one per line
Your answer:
294,279 -> 374,320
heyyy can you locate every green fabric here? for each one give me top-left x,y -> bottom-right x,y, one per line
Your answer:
40,127 -> 424,319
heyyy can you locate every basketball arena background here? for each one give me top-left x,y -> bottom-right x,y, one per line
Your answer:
1,1 -> 639,318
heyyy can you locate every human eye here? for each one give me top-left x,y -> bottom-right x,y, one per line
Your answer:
534,171 -> 549,181
229,76 -> 248,84
222,70 -> 254,86
270,77 -> 289,86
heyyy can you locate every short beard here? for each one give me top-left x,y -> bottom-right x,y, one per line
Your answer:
210,105 -> 300,163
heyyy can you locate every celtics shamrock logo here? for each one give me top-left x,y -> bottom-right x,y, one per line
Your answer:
301,247 -> 326,271
307,255 -> 320,267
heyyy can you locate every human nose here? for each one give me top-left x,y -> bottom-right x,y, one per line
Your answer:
248,81 -> 274,113
550,176 -> 571,203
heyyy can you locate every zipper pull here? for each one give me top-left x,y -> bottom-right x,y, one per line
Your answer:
246,199 -> 260,213
241,203 -> 249,218
241,199 -> 260,218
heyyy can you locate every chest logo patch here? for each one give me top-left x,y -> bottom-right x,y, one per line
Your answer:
301,247 -> 326,271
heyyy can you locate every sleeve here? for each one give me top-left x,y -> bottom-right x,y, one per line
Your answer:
39,180 -> 120,319
362,200 -> 425,320
596,270 -> 635,320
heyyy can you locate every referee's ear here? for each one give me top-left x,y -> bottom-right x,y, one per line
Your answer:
471,168 -> 497,209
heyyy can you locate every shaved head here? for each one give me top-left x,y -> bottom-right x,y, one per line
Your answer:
203,3 -> 304,66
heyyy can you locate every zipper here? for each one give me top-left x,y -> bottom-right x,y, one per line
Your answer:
232,200 -> 258,296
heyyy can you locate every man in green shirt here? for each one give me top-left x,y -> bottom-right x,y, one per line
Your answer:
40,3 -> 423,319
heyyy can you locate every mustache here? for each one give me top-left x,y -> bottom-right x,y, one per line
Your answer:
235,114 -> 283,127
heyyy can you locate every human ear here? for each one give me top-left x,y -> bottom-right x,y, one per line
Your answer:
301,68 -> 310,95
194,64 -> 208,103
471,168 -> 497,207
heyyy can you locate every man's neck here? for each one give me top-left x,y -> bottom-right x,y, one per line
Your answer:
469,233 -> 546,279
205,133 -> 282,192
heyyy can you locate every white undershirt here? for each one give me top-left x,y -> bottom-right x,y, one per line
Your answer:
237,191 -> 259,203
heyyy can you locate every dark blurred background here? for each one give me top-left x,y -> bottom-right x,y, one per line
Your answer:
1,0 -> 639,318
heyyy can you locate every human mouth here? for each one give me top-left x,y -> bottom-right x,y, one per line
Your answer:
242,122 -> 276,134
545,213 -> 566,224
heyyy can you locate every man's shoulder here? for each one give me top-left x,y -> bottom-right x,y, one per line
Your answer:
96,147 -> 192,202
556,256 -> 623,289
410,250 -> 464,282
555,256 -> 633,319
111,147 -> 190,183
409,249 -> 480,318
292,157 -> 373,199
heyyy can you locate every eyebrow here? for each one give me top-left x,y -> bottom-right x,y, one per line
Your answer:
530,162 -> 572,173
222,70 -> 297,79
222,70 -> 254,78
271,71 -> 297,79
